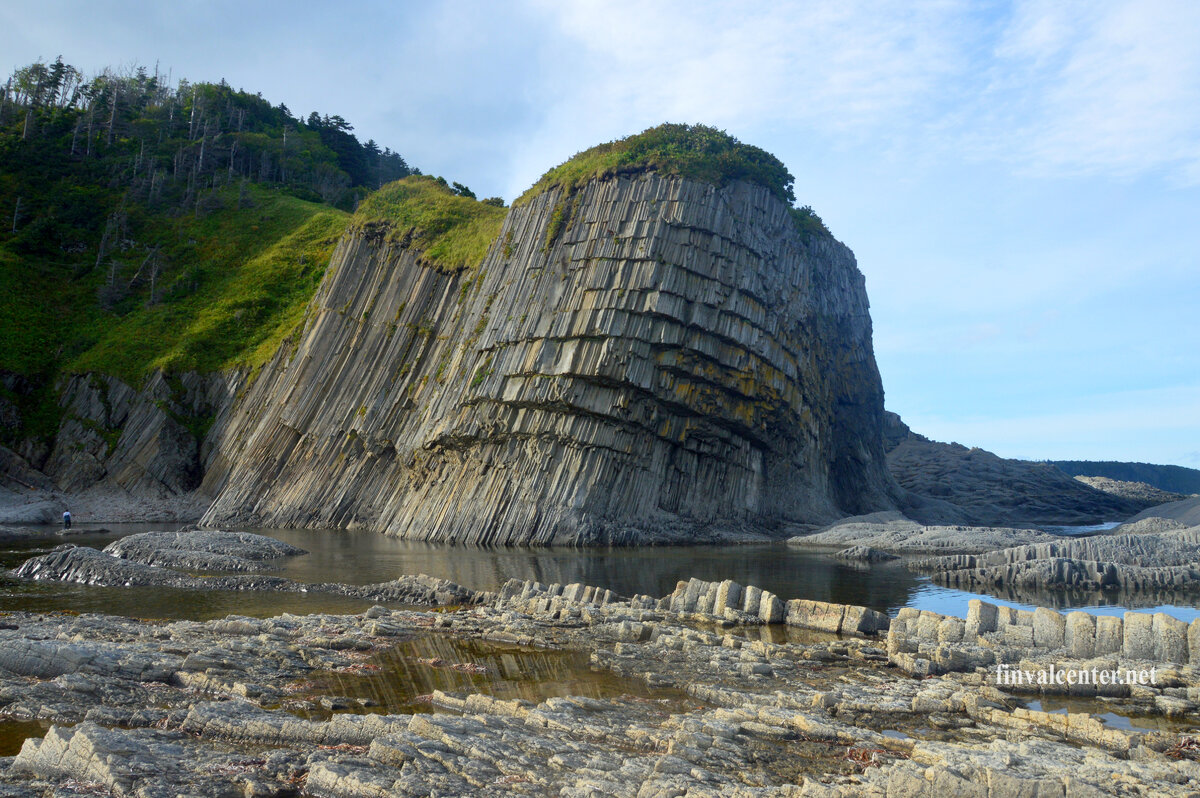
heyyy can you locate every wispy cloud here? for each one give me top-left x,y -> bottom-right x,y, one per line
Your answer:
981,0 -> 1200,181
509,0 -> 977,194
517,0 -> 1200,193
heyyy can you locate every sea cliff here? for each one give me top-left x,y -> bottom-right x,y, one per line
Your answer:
200,171 -> 897,543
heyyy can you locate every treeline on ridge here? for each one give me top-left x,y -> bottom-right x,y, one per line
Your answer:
0,57 -> 424,448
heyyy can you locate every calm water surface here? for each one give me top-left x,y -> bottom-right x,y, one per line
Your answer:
3,524 -> 1199,623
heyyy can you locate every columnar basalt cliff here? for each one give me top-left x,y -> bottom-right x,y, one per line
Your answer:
200,168 -> 899,544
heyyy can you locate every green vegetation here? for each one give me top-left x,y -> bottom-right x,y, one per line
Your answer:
0,57 -> 411,449
350,176 -> 506,272
519,123 -> 796,204
519,123 -> 833,241
543,205 -> 566,251
1,181 -> 348,386
68,190 -> 349,380
790,205 -> 831,241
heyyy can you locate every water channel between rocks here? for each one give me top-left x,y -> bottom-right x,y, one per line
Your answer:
4,524 -> 1200,623
4,524 -> 1200,773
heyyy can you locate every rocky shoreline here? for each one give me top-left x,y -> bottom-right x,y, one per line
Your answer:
1,569 -> 1199,796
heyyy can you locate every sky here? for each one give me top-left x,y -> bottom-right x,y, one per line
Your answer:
3,0 -> 1198,468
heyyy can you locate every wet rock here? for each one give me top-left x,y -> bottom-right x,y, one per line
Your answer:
785,600 -> 888,637
793,517 -> 1064,555
832,545 -> 897,562
2,575 -> 1200,795
103,529 -> 307,572
912,528 -> 1200,595
12,545 -> 480,606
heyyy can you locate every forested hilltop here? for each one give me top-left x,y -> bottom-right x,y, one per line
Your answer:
0,57 -> 465,451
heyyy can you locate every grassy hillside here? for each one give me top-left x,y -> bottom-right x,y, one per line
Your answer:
68,190 -> 348,380
0,58 -> 411,449
350,176 -> 506,271
1,186 -> 346,382
0,185 -> 347,442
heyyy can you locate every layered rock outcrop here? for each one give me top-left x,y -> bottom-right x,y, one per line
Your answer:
5,581 -> 1200,795
1075,475 -> 1188,505
1,370 -> 242,523
910,527 -> 1200,594
201,173 -> 898,543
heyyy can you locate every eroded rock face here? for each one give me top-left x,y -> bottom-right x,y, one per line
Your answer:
201,174 -> 898,543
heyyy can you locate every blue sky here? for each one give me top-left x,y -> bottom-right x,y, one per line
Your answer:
3,0 -> 1198,467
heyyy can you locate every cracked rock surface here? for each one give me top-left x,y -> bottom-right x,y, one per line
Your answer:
1,576 -> 1199,795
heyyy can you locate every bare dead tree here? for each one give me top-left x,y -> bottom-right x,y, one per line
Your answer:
106,81 -> 117,146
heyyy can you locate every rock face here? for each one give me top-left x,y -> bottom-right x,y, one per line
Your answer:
1076,475 -> 1187,505
201,173 -> 898,543
1,371 -> 243,523
883,412 -> 1148,526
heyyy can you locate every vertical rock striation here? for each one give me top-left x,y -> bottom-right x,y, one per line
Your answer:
201,172 -> 898,543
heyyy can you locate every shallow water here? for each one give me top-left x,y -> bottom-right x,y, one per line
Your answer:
292,633 -> 691,720
0,719 -> 50,757
3,524 -> 1200,623
1025,697 -> 1200,734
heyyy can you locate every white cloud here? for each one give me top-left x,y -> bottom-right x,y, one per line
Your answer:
511,0 -> 1200,194
508,0 -> 976,195
980,0 -> 1200,180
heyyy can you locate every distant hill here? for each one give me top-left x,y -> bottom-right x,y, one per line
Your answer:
1049,461 -> 1200,496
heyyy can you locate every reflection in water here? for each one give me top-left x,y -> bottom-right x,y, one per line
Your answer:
296,634 -> 688,719
908,582 -> 1200,625
0,718 -> 50,756
0,577 -> 380,621
4,525 -> 1200,623
1024,697 -> 1197,734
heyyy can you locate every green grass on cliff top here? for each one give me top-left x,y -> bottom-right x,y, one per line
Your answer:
517,123 -> 831,239
71,198 -> 349,380
518,123 -> 797,205
350,175 -> 506,271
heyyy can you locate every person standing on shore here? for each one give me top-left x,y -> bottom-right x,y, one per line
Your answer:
62,510 -> 71,530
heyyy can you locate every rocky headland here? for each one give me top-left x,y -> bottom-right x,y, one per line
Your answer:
3,124 -> 1162,544
198,161 -> 900,543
